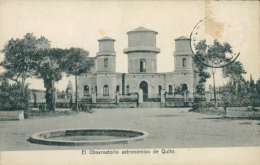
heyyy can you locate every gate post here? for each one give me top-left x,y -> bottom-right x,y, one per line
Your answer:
161,89 -> 165,103
92,92 -> 96,103
116,92 -> 120,104
138,89 -> 143,104
184,90 -> 187,102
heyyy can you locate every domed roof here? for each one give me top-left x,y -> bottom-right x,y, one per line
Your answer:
98,36 -> 115,41
175,36 -> 190,41
127,27 -> 158,34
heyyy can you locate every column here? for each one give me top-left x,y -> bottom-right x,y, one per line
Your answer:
161,89 -> 165,103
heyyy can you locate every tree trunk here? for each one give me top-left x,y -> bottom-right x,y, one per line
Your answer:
213,72 -> 217,107
52,78 -> 56,111
21,71 -> 26,94
75,74 -> 78,112
45,79 -> 55,111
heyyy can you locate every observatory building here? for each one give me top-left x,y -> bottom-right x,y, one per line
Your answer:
77,27 -> 200,104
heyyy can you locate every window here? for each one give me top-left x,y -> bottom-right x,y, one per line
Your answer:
182,84 -> 188,91
103,85 -> 109,96
126,85 -> 130,94
84,85 -> 89,95
104,58 -> 108,68
116,85 -> 120,92
152,59 -> 155,70
182,58 -> 186,67
140,59 -> 146,72
169,85 -> 173,93
158,85 -> 162,95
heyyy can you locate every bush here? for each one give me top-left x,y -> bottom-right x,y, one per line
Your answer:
0,79 -> 31,111
202,102 -> 215,108
192,102 -> 200,110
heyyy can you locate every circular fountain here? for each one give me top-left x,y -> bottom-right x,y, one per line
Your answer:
30,128 -> 149,146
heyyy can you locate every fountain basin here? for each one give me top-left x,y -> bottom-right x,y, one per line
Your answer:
30,128 -> 149,146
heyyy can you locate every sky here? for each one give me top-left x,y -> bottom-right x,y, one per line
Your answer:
0,1 -> 259,91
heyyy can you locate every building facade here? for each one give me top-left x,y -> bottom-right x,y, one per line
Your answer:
78,27 -> 200,103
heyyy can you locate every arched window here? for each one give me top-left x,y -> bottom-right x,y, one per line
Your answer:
182,58 -> 186,67
158,85 -> 162,95
84,85 -> 89,95
126,85 -> 130,94
103,85 -> 109,96
169,85 -> 173,93
116,85 -> 120,92
104,58 -> 108,68
140,59 -> 146,72
182,83 -> 188,91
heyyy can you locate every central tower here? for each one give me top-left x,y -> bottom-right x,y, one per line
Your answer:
123,27 -> 160,73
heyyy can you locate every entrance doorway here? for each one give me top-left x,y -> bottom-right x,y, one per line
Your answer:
139,81 -> 148,99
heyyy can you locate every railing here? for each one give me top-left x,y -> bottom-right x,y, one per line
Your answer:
119,93 -> 138,102
96,94 -> 116,103
31,102 -> 93,111
144,94 -> 161,102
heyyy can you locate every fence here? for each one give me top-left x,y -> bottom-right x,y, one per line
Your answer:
142,94 -> 161,102
119,93 -> 138,102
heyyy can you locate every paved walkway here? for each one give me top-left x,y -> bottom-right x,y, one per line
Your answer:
1,108 -> 260,151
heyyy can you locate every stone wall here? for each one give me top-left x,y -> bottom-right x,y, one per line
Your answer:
0,110 -> 24,120
226,107 -> 260,117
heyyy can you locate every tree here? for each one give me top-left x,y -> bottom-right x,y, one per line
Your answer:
194,39 -> 232,106
33,48 -> 66,111
63,48 -> 94,112
222,61 -> 246,88
193,41 -> 211,99
0,33 -> 50,92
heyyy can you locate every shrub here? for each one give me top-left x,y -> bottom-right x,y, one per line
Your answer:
202,102 -> 215,108
192,102 -> 200,110
0,79 -> 31,111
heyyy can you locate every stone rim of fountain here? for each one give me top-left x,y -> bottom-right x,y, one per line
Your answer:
29,128 -> 149,146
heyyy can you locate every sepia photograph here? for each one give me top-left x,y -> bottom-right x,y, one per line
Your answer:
0,0 -> 259,164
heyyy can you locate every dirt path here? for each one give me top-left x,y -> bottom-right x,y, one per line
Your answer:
1,108 -> 260,151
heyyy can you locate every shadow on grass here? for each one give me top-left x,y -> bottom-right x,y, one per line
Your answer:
144,115 -> 182,117
199,116 -> 260,121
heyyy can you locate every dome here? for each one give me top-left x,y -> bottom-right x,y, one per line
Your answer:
98,36 -> 115,42
127,27 -> 158,34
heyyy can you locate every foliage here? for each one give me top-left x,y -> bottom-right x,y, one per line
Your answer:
63,48 -> 95,111
192,102 -> 200,110
33,48 -> 66,86
33,48 -> 67,111
63,48 -> 94,76
0,78 -> 31,111
202,102 -> 216,108
194,39 -> 234,104
194,39 -> 233,66
174,84 -> 183,95
222,61 -> 246,85
222,76 -> 260,107
0,33 -> 50,84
